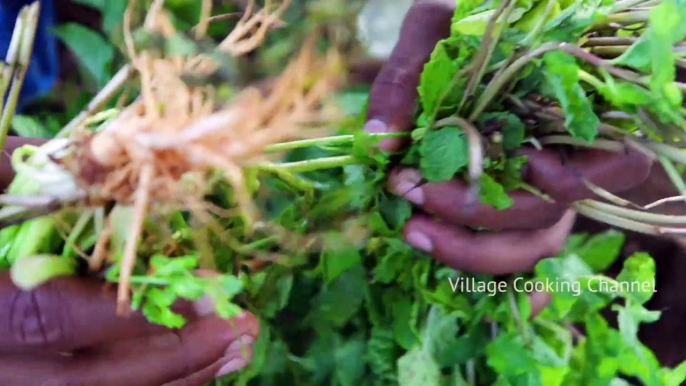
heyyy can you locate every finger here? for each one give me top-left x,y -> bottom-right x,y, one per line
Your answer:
164,346 -> 254,386
363,1 -> 454,151
403,211 -> 577,275
519,146 -> 652,203
0,273 -> 198,353
388,168 -> 567,230
528,291 -> 552,319
0,312 -> 259,386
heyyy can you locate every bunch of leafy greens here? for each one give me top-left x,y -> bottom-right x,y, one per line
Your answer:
210,0 -> 686,384
3,0 -> 686,385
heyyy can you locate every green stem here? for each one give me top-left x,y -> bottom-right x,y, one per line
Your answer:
470,43 -> 560,120
520,0 -> 557,46
10,254 -> 76,290
578,70 -> 606,90
459,0 -> 516,114
646,142 -> 686,165
272,155 -> 358,173
62,210 -> 95,258
0,3 -> 39,158
593,11 -> 650,28
473,43 -> 642,118
611,0 -> 652,12
658,156 -> 686,203
580,199 -> 686,225
57,64 -> 134,138
538,135 -> 626,151
572,202 -> 686,235
264,132 -> 407,153
255,163 -> 315,193
583,37 -> 638,47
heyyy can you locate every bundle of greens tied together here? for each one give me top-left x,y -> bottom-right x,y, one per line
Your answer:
2,0 -> 686,385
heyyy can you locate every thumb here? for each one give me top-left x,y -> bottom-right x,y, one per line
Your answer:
363,1 -> 454,151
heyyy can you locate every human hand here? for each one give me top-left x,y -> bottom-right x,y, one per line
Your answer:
0,273 -> 259,386
363,0 -> 653,312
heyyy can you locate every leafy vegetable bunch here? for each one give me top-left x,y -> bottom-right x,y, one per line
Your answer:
2,0 -> 686,386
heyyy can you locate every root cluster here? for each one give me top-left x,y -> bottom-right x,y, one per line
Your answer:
46,0 -> 344,313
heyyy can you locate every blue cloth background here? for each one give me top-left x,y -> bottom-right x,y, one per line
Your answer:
0,0 -> 58,111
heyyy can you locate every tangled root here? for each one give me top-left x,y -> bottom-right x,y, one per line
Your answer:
51,0 -> 344,314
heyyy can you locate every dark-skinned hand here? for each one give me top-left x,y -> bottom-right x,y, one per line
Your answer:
363,0 -> 653,315
0,138 -> 259,386
0,272 -> 259,386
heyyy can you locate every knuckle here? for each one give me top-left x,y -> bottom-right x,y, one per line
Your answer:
541,233 -> 566,258
372,64 -> 418,97
8,281 -> 72,349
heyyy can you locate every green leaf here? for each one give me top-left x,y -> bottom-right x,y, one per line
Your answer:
478,112 -> 526,151
53,23 -> 115,85
334,337 -> 367,386
612,37 -> 651,72
575,230 -> 625,271
322,233 -> 362,283
314,265 -> 367,327
397,347 -> 441,386
645,0 -> 686,122
542,51 -> 599,142
419,126 -> 469,182
486,333 -> 537,376
616,252 -> 657,305
11,115 -> 51,138
366,328 -> 398,382
379,193 -> 412,230
479,174 -> 514,210
103,0 -> 127,35
418,42 -> 459,117
615,304 -> 661,350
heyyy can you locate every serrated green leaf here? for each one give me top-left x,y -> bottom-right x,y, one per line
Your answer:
418,42 -> 460,117
542,51 -> 599,142
479,174 -> 514,210
53,23 -> 115,85
419,126 -> 469,182
616,252 -> 657,305
397,347 -> 441,386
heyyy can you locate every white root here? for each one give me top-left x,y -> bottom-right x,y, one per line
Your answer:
117,163 -> 154,314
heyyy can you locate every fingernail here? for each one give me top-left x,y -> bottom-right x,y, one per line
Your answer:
392,169 -> 424,205
363,119 -> 387,134
216,358 -> 249,377
406,230 -> 433,252
225,335 -> 255,354
192,295 -> 215,317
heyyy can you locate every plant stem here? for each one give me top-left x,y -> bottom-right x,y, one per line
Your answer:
470,42 -> 562,120
264,132 -> 407,153
578,70 -> 606,90
580,199 -> 686,224
593,11 -> 650,28
520,0 -> 557,46
0,8 -> 25,114
583,37 -> 638,46
646,142 -> 686,165
57,64 -> 134,138
272,155 -> 357,173
459,0 -> 515,114
0,3 -> 39,161
572,202 -> 686,235
658,156 -> 686,203
611,0 -> 652,12
537,135 -> 626,151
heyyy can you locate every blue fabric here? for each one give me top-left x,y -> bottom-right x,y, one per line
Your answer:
0,0 -> 58,111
